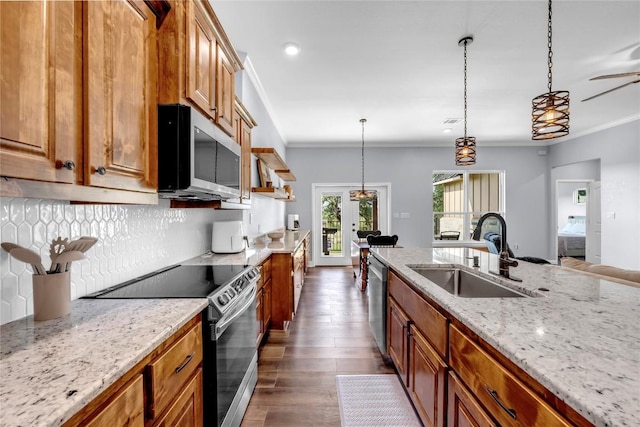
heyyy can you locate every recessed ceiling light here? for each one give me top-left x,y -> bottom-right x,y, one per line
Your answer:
443,128 -> 452,133
442,118 -> 462,125
283,42 -> 300,56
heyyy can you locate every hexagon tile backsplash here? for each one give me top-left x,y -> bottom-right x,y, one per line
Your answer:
0,197 -> 222,324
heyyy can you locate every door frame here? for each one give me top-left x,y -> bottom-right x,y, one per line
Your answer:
554,179 -> 594,261
312,182 -> 391,266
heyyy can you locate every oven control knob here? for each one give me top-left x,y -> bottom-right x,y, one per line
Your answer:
218,294 -> 229,305
227,288 -> 236,298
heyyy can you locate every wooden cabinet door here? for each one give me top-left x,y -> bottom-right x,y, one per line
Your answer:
292,247 -> 304,313
409,325 -> 447,427
84,375 -> 145,427
304,235 -> 311,274
186,1 -> 216,117
240,118 -> 253,200
0,1 -> 81,184
153,369 -> 204,427
263,279 -> 272,331
447,372 -> 497,427
84,0 -> 157,192
256,287 -> 264,345
388,298 -> 410,386
215,45 -> 235,136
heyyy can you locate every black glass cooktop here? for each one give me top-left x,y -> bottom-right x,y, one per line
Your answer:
83,264 -> 248,299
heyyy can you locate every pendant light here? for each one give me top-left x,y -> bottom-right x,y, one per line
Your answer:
455,36 -> 476,166
350,119 -> 377,200
532,0 -> 569,140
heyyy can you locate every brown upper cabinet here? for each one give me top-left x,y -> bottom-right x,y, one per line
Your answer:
84,0 -> 158,193
0,0 -> 160,204
0,1 -> 82,185
158,0 -> 243,137
235,98 -> 257,202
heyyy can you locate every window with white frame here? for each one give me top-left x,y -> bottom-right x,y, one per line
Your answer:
432,171 -> 505,241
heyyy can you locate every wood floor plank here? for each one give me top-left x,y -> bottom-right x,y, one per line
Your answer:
240,266 -> 396,427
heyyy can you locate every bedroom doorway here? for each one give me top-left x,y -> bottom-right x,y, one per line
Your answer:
555,180 -> 593,262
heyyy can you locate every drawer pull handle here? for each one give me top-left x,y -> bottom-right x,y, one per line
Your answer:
175,352 -> 195,374
485,386 -> 517,420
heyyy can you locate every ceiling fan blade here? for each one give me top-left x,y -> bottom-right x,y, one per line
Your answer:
581,79 -> 640,102
589,71 -> 640,81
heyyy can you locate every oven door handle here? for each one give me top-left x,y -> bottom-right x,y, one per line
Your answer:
215,282 -> 257,339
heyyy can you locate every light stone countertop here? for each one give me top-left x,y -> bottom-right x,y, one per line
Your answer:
0,242 -> 290,427
371,247 -> 640,427
0,299 -> 208,427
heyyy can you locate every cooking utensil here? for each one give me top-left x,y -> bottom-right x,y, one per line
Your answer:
66,236 -> 98,254
53,250 -> 85,273
8,247 -> 47,275
49,237 -> 69,272
1,242 -> 22,253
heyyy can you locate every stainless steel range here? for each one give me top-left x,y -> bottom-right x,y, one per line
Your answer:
83,263 -> 260,427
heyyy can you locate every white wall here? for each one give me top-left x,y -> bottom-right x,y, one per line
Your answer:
236,56 -> 287,237
286,145 -> 549,258
549,120 -> 640,269
557,182 -> 588,230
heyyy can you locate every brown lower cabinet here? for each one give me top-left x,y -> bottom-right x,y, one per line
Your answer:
63,316 -> 203,427
386,269 -> 591,427
409,324 -> 447,427
257,256 -> 273,345
447,371 -> 497,427
387,298 -> 409,385
271,239 -> 306,330
152,369 -> 203,427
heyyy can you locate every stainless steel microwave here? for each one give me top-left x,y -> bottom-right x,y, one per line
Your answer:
158,104 -> 240,201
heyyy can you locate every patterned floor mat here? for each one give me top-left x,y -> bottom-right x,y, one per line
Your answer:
335,374 -> 422,426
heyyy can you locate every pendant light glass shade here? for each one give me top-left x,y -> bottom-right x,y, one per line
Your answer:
532,0 -> 569,140
350,119 -> 377,200
455,36 -> 476,166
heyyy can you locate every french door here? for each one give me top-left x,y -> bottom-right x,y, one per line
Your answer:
312,184 -> 389,266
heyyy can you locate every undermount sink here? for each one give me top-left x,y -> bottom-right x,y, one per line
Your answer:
409,267 -> 529,298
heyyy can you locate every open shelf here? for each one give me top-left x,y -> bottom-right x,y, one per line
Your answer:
252,187 -> 296,202
251,148 -> 296,182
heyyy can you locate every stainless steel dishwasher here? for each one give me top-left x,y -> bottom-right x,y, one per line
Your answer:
368,254 -> 388,355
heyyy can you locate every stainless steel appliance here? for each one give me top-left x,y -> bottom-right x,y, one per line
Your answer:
83,264 -> 259,427
368,254 -> 388,355
158,104 -> 241,201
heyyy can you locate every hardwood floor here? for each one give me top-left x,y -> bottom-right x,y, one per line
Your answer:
241,266 -> 395,427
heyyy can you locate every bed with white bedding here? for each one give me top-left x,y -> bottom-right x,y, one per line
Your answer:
558,215 -> 586,257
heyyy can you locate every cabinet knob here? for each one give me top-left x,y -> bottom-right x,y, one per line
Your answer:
95,166 -> 107,175
58,160 -> 75,171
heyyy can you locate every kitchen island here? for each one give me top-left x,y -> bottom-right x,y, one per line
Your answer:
371,247 -> 639,427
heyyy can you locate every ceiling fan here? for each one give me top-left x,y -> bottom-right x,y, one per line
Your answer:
581,71 -> 640,102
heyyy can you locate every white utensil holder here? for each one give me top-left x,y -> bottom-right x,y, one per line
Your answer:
32,272 -> 70,321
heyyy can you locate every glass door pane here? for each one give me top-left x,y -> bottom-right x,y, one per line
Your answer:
321,193 -> 343,258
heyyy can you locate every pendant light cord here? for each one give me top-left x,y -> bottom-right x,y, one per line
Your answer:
360,118 -> 367,191
547,0 -> 554,93
463,39 -> 468,139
